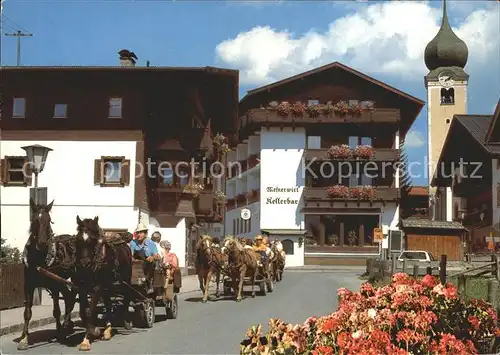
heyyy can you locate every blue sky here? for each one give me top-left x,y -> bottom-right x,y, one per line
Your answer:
2,1 -> 499,186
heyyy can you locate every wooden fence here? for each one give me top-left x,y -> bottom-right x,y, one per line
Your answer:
367,254 -> 500,310
0,263 -> 25,309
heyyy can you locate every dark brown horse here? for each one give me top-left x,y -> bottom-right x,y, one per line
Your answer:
270,243 -> 285,282
17,199 -> 78,350
221,236 -> 260,302
74,216 -> 133,351
196,235 -> 226,303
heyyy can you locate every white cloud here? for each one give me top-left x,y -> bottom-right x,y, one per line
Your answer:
215,2 -> 499,85
404,130 -> 425,149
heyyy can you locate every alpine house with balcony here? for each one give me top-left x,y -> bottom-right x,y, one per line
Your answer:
0,51 -> 239,270
224,62 -> 424,266
432,99 -> 500,257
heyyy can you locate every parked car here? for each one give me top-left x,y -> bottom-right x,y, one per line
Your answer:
397,250 -> 440,274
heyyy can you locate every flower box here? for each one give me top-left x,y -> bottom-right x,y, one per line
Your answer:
266,100 -> 376,119
326,185 -> 350,198
350,186 -> 376,200
214,190 -> 227,205
182,183 -> 204,196
327,144 -> 352,159
353,145 -> 374,159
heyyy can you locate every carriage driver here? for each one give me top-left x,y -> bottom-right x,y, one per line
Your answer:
130,223 -> 160,293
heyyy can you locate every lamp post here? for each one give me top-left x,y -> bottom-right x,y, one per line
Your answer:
22,144 -> 52,205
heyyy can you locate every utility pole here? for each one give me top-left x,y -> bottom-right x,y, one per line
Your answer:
5,30 -> 32,66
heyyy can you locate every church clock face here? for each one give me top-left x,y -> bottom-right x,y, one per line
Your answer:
438,71 -> 455,87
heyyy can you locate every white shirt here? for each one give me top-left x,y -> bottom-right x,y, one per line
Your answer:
154,241 -> 165,260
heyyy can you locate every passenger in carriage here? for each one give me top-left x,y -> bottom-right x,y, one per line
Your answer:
263,236 -> 274,259
274,237 -> 286,259
252,235 -> 268,263
130,223 -> 159,293
244,238 -> 253,249
151,231 -> 165,262
160,240 -> 179,274
212,237 -> 221,248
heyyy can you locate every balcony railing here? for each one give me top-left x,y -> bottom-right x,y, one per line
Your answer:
304,186 -> 399,201
239,107 -> 400,131
153,191 -> 196,217
305,148 -> 398,162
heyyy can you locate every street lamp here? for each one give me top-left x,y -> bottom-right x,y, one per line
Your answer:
22,144 -> 52,206
22,144 -> 52,181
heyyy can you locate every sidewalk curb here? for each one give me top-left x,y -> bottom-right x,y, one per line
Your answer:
0,310 -> 81,337
0,286 -> 201,337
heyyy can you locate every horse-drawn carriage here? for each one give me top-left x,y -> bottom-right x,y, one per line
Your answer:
222,268 -> 273,296
128,260 -> 182,328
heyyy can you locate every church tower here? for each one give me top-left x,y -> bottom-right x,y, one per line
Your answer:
424,0 -> 469,194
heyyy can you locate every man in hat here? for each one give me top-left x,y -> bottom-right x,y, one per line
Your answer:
130,223 -> 159,293
252,235 -> 269,265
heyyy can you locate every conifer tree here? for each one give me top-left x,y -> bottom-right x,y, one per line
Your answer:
399,138 -> 414,219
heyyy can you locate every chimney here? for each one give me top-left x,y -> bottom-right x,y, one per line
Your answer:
118,49 -> 138,67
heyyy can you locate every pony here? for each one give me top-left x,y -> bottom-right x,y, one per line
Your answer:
195,235 -> 225,303
17,199 -> 78,350
74,216 -> 133,351
221,236 -> 260,302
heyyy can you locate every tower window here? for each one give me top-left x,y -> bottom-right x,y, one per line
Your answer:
440,88 -> 454,105
445,118 -> 451,124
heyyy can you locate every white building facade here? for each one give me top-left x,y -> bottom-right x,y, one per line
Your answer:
0,131 -> 187,267
225,127 -> 401,267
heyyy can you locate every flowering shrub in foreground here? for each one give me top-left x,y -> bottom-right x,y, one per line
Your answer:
240,273 -> 500,354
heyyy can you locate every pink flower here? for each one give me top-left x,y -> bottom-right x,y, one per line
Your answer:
421,274 -> 438,288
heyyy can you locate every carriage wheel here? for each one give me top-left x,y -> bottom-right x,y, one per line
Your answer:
276,269 -> 282,282
259,281 -> 267,296
166,294 -> 178,319
266,278 -> 274,293
134,299 -> 155,328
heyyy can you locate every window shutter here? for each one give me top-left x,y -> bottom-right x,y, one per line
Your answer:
122,159 -> 131,186
497,184 -> 500,207
94,159 -> 103,185
0,159 -> 5,184
23,158 -> 32,186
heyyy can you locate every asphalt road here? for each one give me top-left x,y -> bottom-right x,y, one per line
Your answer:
0,272 -> 363,354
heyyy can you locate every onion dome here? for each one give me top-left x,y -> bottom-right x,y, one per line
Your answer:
424,0 -> 468,71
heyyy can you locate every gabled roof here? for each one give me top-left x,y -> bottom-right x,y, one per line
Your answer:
431,113 -> 500,186
484,98 -> 500,143
240,61 -> 425,106
455,115 -> 500,155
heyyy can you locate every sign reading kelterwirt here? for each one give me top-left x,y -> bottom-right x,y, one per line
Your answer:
265,186 -> 300,204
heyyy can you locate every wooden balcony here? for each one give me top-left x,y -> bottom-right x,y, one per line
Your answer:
303,186 -> 398,211
152,190 -> 196,218
227,198 -> 236,211
246,189 -> 260,204
247,153 -> 260,170
305,186 -> 398,200
305,148 -> 398,162
239,107 -> 400,132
